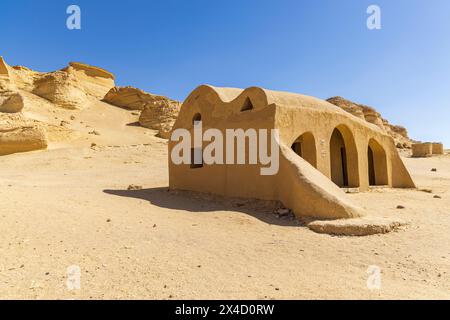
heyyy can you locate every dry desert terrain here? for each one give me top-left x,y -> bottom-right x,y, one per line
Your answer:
0,120 -> 449,299
0,59 -> 449,300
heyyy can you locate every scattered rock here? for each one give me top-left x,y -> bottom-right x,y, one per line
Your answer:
433,195 -> 442,199
88,130 -> 100,136
275,208 -> 291,217
308,217 -> 406,236
127,184 -> 143,190
397,205 -> 405,209
431,168 -> 437,172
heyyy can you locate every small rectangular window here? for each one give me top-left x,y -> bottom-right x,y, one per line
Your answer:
190,147 -> 203,168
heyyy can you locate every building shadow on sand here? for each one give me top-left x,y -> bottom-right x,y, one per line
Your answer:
103,187 -> 302,227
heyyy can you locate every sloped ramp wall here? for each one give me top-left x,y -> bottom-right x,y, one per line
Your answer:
277,145 -> 365,219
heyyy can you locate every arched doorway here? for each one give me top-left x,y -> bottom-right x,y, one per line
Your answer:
368,139 -> 388,186
291,132 -> 317,167
329,125 -> 359,188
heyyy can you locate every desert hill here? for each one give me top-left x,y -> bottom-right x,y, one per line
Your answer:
0,56 -> 180,155
327,96 -> 414,149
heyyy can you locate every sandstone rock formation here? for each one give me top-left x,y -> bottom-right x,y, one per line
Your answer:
104,86 -> 181,138
32,71 -> 89,110
139,98 -> 181,138
0,57 -> 95,156
10,65 -> 40,91
1,55 -> 181,156
0,56 -> 10,78
12,60 -> 116,110
103,86 -> 169,111
0,113 -> 48,155
327,96 -> 413,148
62,62 -> 115,99
0,92 -> 24,113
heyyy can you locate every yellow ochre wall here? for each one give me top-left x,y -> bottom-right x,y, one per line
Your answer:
169,85 -> 416,219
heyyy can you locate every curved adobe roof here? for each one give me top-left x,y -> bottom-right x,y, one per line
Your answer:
185,85 -> 378,127
188,84 -> 352,113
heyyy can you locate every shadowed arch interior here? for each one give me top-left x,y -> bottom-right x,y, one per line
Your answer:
291,132 -> 317,168
329,125 -> 360,188
368,138 -> 388,186
192,113 -> 202,125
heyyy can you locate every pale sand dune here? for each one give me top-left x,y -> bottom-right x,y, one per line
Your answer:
0,136 -> 449,299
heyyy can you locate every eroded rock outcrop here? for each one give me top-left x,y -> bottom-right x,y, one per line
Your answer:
139,98 -> 181,138
62,62 -> 115,99
32,71 -> 89,110
0,113 -> 48,155
104,86 -> 181,138
103,86 -> 163,110
0,92 -> 25,113
327,96 -> 413,148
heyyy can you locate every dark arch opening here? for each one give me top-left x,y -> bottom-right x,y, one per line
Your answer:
192,113 -> 202,125
368,139 -> 388,186
291,132 -> 317,167
330,126 -> 360,188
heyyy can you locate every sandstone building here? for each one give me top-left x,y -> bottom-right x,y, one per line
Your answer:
412,142 -> 444,157
169,85 -> 416,219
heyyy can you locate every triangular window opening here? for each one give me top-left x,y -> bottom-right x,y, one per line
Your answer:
241,97 -> 254,112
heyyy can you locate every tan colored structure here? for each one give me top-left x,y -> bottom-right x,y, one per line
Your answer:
412,143 -> 433,157
432,143 -> 444,155
168,85 -> 416,219
412,142 -> 445,157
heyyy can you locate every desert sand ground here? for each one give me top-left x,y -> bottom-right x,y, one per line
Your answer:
0,101 -> 449,300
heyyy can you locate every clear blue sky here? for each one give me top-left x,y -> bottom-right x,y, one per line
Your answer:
1,0 -> 449,145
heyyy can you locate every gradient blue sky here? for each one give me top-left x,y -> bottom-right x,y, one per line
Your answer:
1,0 -> 449,145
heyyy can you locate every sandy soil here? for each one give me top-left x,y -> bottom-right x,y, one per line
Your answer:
0,105 -> 449,299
